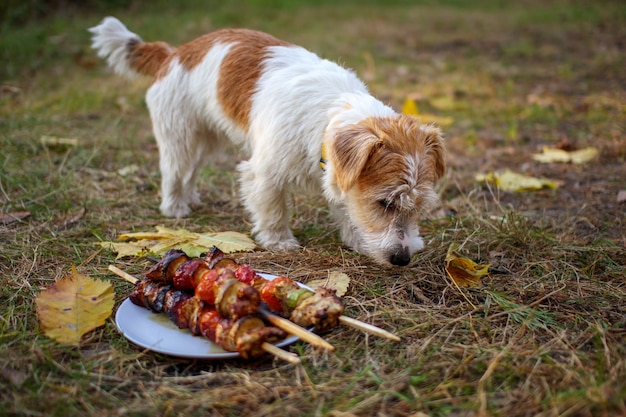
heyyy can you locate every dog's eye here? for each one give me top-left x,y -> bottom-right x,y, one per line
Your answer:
378,199 -> 396,211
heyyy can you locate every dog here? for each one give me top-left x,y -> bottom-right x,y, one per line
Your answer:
89,17 -> 445,266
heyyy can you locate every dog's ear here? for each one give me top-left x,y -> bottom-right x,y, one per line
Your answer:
329,125 -> 383,192
419,124 -> 446,182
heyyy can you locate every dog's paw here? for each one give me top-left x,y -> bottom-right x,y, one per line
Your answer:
255,231 -> 300,252
160,202 -> 191,219
266,239 -> 301,252
189,190 -> 202,207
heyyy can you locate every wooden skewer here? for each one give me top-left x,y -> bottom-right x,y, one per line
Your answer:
108,265 -> 324,358
338,316 -> 401,342
260,309 -> 335,351
109,265 -> 139,284
261,342 -> 301,364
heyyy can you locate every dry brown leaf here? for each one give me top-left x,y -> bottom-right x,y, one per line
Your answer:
36,266 -> 114,346
445,243 -> 490,287
0,367 -> 28,387
307,271 -> 351,297
0,211 -> 30,224
54,207 -> 86,231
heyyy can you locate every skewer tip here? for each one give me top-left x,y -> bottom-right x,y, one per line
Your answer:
108,264 -> 139,284
262,342 -> 301,364
338,316 -> 401,342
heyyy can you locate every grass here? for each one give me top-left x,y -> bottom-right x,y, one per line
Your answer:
1,0 -> 625,416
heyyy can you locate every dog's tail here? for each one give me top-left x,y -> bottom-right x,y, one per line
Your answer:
89,16 -> 175,79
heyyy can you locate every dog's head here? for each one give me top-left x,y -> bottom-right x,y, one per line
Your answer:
325,115 -> 445,266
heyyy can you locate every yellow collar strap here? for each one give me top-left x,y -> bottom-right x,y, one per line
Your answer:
320,143 -> 328,171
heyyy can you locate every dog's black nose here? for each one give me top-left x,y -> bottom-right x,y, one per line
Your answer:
390,249 -> 411,266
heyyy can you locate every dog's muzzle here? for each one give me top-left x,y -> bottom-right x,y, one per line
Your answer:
389,246 -> 411,266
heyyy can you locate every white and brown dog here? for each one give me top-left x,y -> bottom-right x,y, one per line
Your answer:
90,17 -> 445,266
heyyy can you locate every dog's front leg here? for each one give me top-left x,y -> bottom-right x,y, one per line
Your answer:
238,160 -> 300,251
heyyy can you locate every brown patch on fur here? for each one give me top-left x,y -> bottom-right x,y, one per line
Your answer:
147,29 -> 290,130
416,124 -> 446,182
360,116 -> 444,184
331,127 -> 383,191
128,40 -> 174,77
216,30 -> 290,130
331,116 -> 445,193
174,34 -> 219,71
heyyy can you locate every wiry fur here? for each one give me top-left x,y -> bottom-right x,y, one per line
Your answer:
89,17 -> 445,266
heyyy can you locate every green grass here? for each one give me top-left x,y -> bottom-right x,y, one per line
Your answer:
1,0 -> 625,416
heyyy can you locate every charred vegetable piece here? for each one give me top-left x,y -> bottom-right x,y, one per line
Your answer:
214,269 -> 261,319
146,249 -> 190,282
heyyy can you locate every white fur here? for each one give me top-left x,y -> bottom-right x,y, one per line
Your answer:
90,17 -> 443,266
89,17 -> 145,78
147,43 -> 241,218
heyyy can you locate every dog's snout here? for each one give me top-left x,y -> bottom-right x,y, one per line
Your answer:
390,247 -> 411,266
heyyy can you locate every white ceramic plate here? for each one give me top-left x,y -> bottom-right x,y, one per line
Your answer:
115,273 -> 306,359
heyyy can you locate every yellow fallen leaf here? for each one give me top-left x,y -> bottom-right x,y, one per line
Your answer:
144,237 -> 190,256
402,98 -> 420,116
117,164 -> 139,176
97,241 -> 153,259
569,147 -> 599,164
401,98 -> 454,127
40,135 -> 79,148
118,225 -> 197,241
444,243 -> 490,287
532,146 -> 598,164
418,114 -> 454,128
531,147 -> 571,163
430,95 -> 463,111
475,169 -> 560,192
191,230 -> 257,255
307,271 -> 351,297
36,266 -> 114,346
98,226 -> 256,258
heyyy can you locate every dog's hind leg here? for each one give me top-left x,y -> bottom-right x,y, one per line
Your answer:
153,127 -> 192,218
146,71 -> 221,218
237,160 -> 300,251
149,111 -> 205,218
